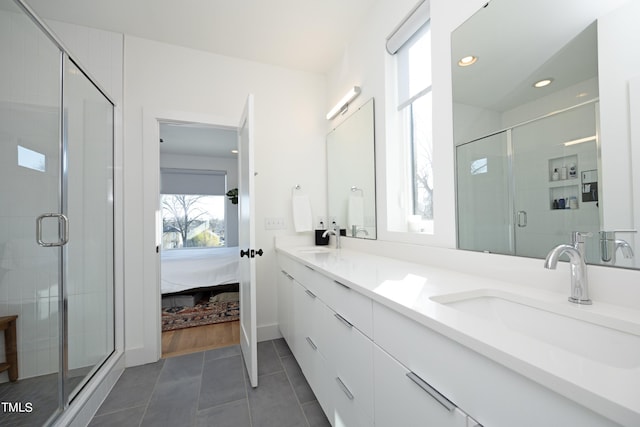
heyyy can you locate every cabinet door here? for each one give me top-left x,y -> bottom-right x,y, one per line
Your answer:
374,344 -> 467,427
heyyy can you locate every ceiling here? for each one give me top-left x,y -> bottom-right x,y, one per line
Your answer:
450,0 -> 630,112
159,122 -> 237,158
25,0 -> 377,74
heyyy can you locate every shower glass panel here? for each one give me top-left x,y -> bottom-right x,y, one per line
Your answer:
63,57 -> 114,402
0,0 -> 115,425
456,131 -> 513,255
512,103 -> 600,261
0,0 -> 63,424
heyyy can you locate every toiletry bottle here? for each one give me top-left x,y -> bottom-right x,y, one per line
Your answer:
552,168 -> 559,181
558,198 -> 565,209
552,199 -> 558,209
560,165 -> 568,180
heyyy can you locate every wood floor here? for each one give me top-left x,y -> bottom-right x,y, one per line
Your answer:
161,320 -> 240,358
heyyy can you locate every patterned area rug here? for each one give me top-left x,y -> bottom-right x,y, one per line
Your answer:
162,292 -> 239,332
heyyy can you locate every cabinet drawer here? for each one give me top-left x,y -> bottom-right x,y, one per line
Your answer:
277,253 -> 297,277
293,261 -> 372,338
373,344 -> 467,427
327,371 -> 374,427
320,301 -> 374,419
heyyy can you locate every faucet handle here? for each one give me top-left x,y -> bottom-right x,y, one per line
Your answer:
571,231 -> 593,244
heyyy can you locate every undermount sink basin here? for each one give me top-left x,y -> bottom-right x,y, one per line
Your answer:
431,290 -> 640,369
298,247 -> 331,254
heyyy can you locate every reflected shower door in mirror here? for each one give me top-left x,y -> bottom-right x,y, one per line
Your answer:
451,0 -> 640,268
457,103 -> 601,263
327,98 -> 376,239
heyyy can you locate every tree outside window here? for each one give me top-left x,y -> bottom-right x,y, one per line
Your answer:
161,194 -> 225,249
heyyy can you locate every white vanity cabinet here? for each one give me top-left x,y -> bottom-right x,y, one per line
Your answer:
277,254 -> 374,427
276,250 -> 623,427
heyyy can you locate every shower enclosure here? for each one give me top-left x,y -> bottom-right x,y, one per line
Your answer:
456,102 -> 601,263
0,0 -> 115,425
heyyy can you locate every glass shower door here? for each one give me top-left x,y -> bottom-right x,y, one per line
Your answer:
511,103 -> 600,261
0,0 -> 63,424
63,57 -> 114,402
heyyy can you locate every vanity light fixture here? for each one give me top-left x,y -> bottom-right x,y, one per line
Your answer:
533,78 -> 554,88
564,135 -> 596,147
231,149 -> 238,154
326,86 -> 361,120
458,55 -> 478,67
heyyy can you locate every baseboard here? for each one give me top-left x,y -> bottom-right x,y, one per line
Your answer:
257,322 -> 282,342
124,345 -> 159,367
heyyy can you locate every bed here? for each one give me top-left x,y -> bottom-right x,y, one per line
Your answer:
161,246 -> 240,296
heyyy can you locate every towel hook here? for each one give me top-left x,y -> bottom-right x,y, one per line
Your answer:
350,186 -> 363,195
292,185 -> 302,196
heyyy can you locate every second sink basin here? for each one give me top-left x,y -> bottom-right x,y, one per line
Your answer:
431,289 -> 640,369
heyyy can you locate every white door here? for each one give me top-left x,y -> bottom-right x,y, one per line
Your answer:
238,94 -> 259,387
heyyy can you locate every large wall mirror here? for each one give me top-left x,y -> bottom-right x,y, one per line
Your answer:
327,98 -> 376,239
452,0 -> 640,268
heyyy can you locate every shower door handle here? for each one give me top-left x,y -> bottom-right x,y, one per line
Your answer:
36,213 -> 69,247
516,210 -> 527,228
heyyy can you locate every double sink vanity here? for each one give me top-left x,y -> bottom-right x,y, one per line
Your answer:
276,243 -> 640,427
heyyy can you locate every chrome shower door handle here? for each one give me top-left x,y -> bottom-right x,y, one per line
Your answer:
36,213 -> 69,247
516,210 -> 527,228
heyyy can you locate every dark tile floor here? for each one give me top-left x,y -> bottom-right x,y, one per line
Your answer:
89,339 -> 331,427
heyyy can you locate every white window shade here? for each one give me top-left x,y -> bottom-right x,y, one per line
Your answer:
386,0 -> 430,55
160,168 -> 227,195
396,21 -> 432,110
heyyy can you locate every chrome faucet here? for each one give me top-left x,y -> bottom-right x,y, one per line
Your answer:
599,230 -> 636,264
351,225 -> 369,237
322,225 -> 341,249
544,231 -> 593,305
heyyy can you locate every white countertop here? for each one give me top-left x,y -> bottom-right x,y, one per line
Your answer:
276,244 -> 640,426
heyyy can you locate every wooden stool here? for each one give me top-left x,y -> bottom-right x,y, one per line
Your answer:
0,315 -> 18,382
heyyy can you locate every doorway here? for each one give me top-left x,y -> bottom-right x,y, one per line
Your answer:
157,122 -> 241,357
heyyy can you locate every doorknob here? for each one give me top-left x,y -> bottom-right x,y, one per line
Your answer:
255,249 -> 263,257
240,249 -> 250,258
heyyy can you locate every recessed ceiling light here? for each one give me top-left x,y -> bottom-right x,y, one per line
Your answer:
458,55 -> 478,67
533,78 -> 553,88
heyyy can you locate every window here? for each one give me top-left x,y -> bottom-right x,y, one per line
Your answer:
161,194 -> 226,249
386,2 -> 433,234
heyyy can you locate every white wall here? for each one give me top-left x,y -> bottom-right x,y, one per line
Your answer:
124,36 -> 327,364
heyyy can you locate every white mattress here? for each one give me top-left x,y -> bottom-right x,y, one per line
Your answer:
161,246 -> 240,294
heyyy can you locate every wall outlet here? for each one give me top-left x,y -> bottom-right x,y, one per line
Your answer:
264,217 -> 286,230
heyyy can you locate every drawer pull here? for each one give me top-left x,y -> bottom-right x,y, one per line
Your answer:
334,313 -> 353,328
306,336 -> 317,350
305,265 -> 315,271
305,289 -> 317,299
333,280 -> 350,289
406,371 -> 456,412
281,270 -> 294,280
335,377 -> 354,400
